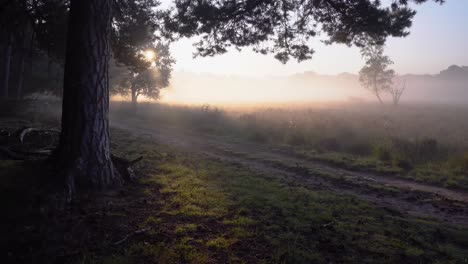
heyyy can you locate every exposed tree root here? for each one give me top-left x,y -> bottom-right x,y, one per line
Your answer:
111,155 -> 143,183
112,227 -> 151,246
18,127 -> 38,143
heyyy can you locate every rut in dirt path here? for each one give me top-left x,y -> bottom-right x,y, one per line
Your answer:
111,118 -> 468,227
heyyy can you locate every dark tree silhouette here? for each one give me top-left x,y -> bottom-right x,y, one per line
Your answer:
111,3 -> 174,112
113,43 -> 174,113
162,0 -> 444,63
54,0 -> 122,197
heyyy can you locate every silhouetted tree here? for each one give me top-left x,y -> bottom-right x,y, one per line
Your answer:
54,0 -> 123,198
162,0 -> 444,63
111,2 -> 174,112
359,45 -> 395,104
389,78 -> 407,106
112,43 -> 174,113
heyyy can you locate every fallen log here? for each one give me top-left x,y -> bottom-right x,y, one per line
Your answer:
17,127 -> 60,143
18,127 -> 38,143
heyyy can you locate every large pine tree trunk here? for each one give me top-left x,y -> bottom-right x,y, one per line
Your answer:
55,0 -> 122,197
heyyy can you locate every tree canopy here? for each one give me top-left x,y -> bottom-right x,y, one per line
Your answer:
359,44 -> 395,104
112,1 -> 174,110
112,42 -> 174,108
161,0 -> 444,63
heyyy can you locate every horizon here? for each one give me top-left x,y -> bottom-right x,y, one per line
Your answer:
168,64 -> 467,78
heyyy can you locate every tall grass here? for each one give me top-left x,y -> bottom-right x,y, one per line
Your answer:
111,101 -> 468,188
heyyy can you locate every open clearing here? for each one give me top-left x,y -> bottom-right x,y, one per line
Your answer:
112,115 -> 468,227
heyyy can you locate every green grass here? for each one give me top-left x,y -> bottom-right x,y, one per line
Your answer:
112,102 -> 468,190
295,149 -> 468,190
92,130 -> 468,263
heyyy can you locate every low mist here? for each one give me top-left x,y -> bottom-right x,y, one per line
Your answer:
158,65 -> 468,105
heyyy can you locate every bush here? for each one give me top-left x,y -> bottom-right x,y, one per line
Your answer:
373,144 -> 392,162
286,132 -> 307,146
345,141 -> 372,156
249,132 -> 268,143
317,137 -> 341,152
393,157 -> 413,171
463,152 -> 468,169
392,138 -> 439,164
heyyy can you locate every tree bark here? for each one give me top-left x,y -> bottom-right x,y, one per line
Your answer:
55,0 -> 122,198
1,33 -> 12,98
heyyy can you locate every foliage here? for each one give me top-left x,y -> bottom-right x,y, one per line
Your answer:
359,45 -> 395,104
162,0 -> 443,63
113,43 -> 174,102
112,0 -> 160,74
111,2 -> 175,106
373,143 -> 392,162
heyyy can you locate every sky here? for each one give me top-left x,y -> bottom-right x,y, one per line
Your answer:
160,0 -> 468,76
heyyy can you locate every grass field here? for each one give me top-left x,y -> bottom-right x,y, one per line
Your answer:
111,102 -> 468,190
90,130 -> 468,263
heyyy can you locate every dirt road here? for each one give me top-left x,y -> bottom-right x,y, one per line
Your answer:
112,117 -> 468,227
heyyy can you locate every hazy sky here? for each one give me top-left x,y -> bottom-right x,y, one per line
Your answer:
161,1 -> 467,76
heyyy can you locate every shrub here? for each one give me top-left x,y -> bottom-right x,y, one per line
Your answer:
373,143 -> 392,162
286,132 -> 307,146
345,141 -> 372,156
419,138 -> 438,158
391,138 -> 440,164
393,157 -> 413,171
317,137 -> 341,152
249,131 -> 268,143
463,152 -> 468,169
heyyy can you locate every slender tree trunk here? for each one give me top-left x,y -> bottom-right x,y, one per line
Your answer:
16,23 -> 32,99
375,92 -> 384,104
131,84 -> 138,114
15,51 -> 25,99
55,0 -> 122,198
1,33 -> 12,98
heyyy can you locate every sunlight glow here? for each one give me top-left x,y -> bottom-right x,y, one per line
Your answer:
144,50 -> 155,61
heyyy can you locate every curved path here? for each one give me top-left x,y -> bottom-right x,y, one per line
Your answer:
111,117 -> 468,227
